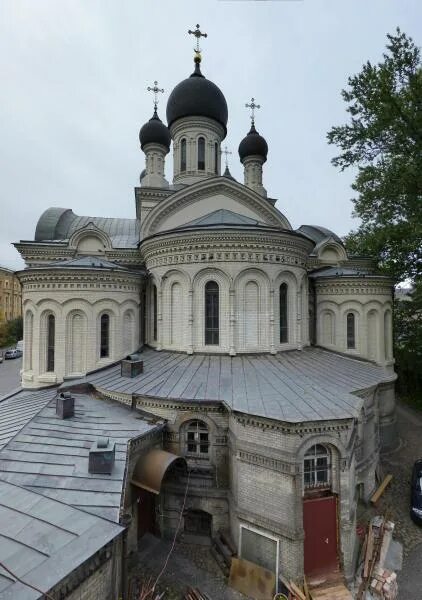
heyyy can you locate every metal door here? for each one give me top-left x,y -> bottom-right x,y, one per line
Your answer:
303,495 -> 338,575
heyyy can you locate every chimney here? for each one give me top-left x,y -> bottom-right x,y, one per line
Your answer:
121,354 -> 144,378
56,391 -> 75,419
89,437 -> 115,474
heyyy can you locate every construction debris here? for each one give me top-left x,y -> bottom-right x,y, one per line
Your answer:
184,587 -> 212,600
356,516 -> 400,600
370,475 -> 393,505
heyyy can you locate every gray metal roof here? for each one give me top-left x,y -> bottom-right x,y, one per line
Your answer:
29,256 -> 132,272
0,389 -> 54,452
174,209 -> 267,230
0,393 -> 159,522
85,347 -> 395,423
297,225 -> 343,246
34,208 -> 140,248
0,479 -> 122,599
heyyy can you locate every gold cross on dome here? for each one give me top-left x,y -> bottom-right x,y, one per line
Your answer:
147,80 -> 165,110
245,97 -> 261,125
188,24 -> 207,54
221,146 -> 232,167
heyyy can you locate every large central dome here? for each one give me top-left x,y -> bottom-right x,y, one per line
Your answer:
166,62 -> 228,133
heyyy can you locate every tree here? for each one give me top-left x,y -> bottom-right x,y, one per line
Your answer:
327,28 -> 422,284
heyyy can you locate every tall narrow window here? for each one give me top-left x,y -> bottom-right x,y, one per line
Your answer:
214,142 -> 218,174
304,445 -> 331,489
100,313 -> 110,358
205,281 -> 219,345
198,137 -> 205,170
346,312 -> 355,349
46,314 -> 55,372
180,138 -> 187,172
186,420 -> 209,457
153,285 -> 158,341
279,283 -> 288,343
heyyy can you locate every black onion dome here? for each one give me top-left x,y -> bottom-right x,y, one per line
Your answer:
166,62 -> 228,134
139,109 -> 171,150
238,123 -> 268,162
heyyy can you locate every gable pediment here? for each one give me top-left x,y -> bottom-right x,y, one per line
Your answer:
141,178 -> 291,238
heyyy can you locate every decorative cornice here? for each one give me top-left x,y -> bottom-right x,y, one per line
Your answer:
315,279 -> 393,296
18,269 -> 142,293
142,230 -> 311,270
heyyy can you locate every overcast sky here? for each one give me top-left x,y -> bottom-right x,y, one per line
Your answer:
1,0 -> 421,270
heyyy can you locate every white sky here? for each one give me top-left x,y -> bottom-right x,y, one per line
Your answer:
1,0 -> 421,270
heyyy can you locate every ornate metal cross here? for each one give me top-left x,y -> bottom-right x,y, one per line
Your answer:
147,80 -> 165,110
245,97 -> 261,125
221,145 -> 232,167
188,24 -> 207,53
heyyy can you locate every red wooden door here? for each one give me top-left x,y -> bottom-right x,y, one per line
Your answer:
137,489 -> 156,538
303,496 -> 338,576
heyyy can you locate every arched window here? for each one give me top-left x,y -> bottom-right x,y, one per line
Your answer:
384,310 -> 392,360
214,142 -> 219,175
205,281 -> 219,345
24,310 -> 33,371
153,285 -> 158,341
100,313 -> 110,358
346,312 -> 356,349
322,310 -> 335,346
185,420 -> 209,457
180,138 -> 187,172
279,283 -> 288,343
198,137 -> 205,170
304,444 -> 331,489
46,314 -> 55,372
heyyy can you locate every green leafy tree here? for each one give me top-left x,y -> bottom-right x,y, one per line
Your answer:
327,28 -> 422,283
327,29 -> 422,401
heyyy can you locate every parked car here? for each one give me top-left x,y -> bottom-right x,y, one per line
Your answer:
0,353 -> 3,364
410,459 -> 422,525
16,340 -> 24,352
4,349 -> 22,360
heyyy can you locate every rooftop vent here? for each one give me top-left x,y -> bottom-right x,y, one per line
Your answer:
121,354 -> 144,378
56,391 -> 74,419
89,437 -> 115,474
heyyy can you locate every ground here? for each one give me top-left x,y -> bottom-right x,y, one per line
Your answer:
357,400 -> 422,600
129,534 -> 248,599
0,351 -> 21,396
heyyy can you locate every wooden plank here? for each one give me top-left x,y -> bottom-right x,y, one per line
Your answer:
364,523 -> 374,578
370,474 -> 393,505
303,576 -> 311,600
290,581 -> 306,600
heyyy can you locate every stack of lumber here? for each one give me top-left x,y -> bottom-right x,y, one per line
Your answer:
211,530 -> 236,576
280,576 -> 352,600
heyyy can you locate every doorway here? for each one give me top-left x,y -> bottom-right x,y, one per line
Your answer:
137,488 -> 156,539
184,509 -> 212,536
303,495 -> 338,576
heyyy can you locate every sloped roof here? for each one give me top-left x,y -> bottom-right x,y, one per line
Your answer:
0,392 -> 160,522
34,208 -> 140,248
309,267 -> 389,279
84,347 -> 395,423
298,225 -> 343,246
0,479 -> 122,599
174,209 -> 268,230
32,256 -> 130,272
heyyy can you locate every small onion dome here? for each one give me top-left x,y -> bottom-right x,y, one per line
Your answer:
139,109 -> 171,150
238,123 -> 268,163
166,60 -> 228,134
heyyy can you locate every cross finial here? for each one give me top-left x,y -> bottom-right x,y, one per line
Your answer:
221,145 -> 232,168
188,24 -> 207,57
147,80 -> 165,111
245,97 -> 261,125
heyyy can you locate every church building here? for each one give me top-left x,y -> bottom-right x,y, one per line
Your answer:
12,27 -> 397,589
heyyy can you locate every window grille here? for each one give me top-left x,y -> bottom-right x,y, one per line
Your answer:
153,285 -> 157,341
186,420 -> 209,456
304,444 -> 331,489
